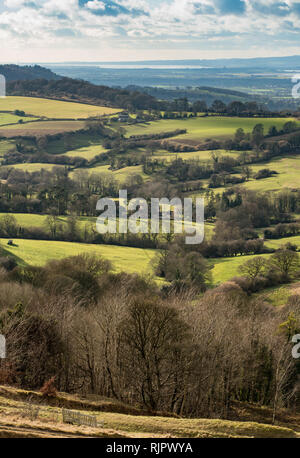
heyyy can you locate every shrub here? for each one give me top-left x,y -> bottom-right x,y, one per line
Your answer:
40,376 -> 57,398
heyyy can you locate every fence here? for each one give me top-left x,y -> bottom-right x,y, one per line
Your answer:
62,408 -> 100,428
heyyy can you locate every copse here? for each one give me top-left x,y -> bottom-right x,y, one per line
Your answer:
238,249 -> 300,294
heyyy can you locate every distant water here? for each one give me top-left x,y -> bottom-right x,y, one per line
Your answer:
47,63 -> 211,70
97,65 -> 211,69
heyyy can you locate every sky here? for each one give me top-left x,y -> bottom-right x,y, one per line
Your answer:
0,0 -> 300,62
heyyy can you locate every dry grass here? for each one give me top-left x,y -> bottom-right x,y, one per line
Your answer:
0,385 -> 298,439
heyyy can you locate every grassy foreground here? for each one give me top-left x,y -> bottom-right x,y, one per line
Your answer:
0,385 -> 298,438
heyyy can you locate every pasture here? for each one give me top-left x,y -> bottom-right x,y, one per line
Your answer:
0,112 -> 37,126
124,117 -> 298,143
0,234 -> 268,286
64,144 -> 108,160
0,213 -> 96,230
210,253 -> 272,284
4,163 -> 63,172
0,239 -> 157,275
264,235 -> 300,250
71,165 -> 148,181
0,139 -> 15,157
0,96 -> 120,119
241,155 -> 300,193
153,148 -> 241,162
0,120 -> 86,138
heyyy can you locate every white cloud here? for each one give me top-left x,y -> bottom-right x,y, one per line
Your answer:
85,1 -> 106,10
0,0 -> 299,61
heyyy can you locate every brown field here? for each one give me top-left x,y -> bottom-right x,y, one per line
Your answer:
0,120 -> 86,138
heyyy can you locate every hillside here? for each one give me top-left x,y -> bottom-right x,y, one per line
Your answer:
7,77 -> 158,110
126,85 -> 256,105
0,65 -> 59,82
0,386 -> 298,439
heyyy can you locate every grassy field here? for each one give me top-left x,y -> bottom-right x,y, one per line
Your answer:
124,117 -> 298,143
4,163 -> 64,172
210,253 -> 272,284
0,213 -> 96,229
241,155 -> 300,192
264,235 -> 300,250
0,113 -> 37,126
0,96 -> 120,119
154,148 -> 241,162
0,120 -> 87,138
64,144 -> 108,160
71,165 -> 148,181
0,139 -> 15,157
0,235 -> 267,286
0,385 -> 297,438
0,238 -> 156,275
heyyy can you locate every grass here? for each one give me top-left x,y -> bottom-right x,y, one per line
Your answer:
264,235 -> 300,250
64,144 -> 108,160
0,113 -> 37,126
0,120 -> 86,138
0,385 -> 298,438
259,285 -> 292,307
0,96 -> 120,119
71,165 -> 148,181
124,117 -> 298,143
0,236 -> 272,286
241,155 -> 300,192
0,238 -> 157,275
0,139 -> 15,157
0,213 -> 97,230
210,253 -> 272,284
4,163 -> 64,172
154,148 -> 241,162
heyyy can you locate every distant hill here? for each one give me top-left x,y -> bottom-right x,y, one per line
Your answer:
0,64 -> 60,82
126,85 -> 256,105
79,55 -> 300,70
7,77 -> 158,110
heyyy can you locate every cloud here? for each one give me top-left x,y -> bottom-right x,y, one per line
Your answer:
0,0 -> 299,61
79,0 -> 147,16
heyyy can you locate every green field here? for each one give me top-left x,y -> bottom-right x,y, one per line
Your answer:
0,120 -> 86,138
0,139 -> 15,157
5,163 -> 63,172
264,235 -> 300,250
0,238 -> 157,275
0,235 -> 267,285
154,149 -> 241,162
210,254 -> 272,284
1,212 -> 214,243
0,97 -> 120,119
64,144 -> 108,160
72,165 -> 148,181
0,113 -> 37,126
241,155 -> 300,192
0,213 -> 96,229
124,117 -> 297,142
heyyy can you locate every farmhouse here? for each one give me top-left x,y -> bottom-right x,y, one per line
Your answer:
118,111 -> 130,122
